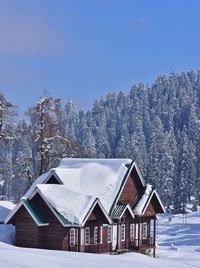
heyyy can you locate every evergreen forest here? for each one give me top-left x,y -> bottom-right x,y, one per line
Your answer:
1,70 -> 200,213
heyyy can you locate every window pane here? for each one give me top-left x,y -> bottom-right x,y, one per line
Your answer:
142,222 -> 147,239
94,226 -> 98,244
85,227 -> 90,245
107,225 -> 112,243
121,224 -> 125,241
70,229 -> 75,245
130,224 -> 134,240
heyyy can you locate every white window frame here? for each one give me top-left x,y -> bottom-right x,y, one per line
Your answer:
142,222 -> 148,239
107,225 -> 112,243
130,223 -> 134,241
85,227 -> 90,245
70,228 -> 76,245
150,219 -> 154,238
94,226 -> 98,244
100,226 -> 103,244
121,224 -> 126,241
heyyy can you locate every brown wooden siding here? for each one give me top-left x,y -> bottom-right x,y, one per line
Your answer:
86,203 -> 109,224
15,206 -> 39,248
144,194 -> 160,216
118,175 -> 137,205
118,166 -> 145,207
31,193 -> 60,224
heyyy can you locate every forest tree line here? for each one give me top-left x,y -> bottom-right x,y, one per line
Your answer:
1,70 -> 200,213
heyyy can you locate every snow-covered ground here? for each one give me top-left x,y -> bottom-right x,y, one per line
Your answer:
156,212 -> 200,267
0,201 -> 15,222
0,206 -> 200,268
0,201 -> 15,244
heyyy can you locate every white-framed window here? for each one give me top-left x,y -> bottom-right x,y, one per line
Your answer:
107,225 -> 112,243
142,222 -> 148,239
94,226 -> 98,244
130,223 -> 134,240
150,219 -> 154,238
121,224 -> 125,241
70,228 -> 76,245
85,227 -> 90,245
100,226 -> 103,244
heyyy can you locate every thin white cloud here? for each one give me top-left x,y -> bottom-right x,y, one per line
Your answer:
0,2 -> 67,55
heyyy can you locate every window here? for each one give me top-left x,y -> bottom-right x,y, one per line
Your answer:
107,225 -> 112,243
150,219 -> 154,238
94,226 -> 98,244
130,224 -> 134,240
100,226 -> 103,244
85,227 -> 90,245
121,224 -> 125,241
142,222 -> 147,239
70,228 -> 76,245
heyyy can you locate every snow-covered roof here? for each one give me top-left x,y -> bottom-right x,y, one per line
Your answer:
25,158 -> 132,215
35,184 -> 97,225
133,184 -> 153,215
133,184 -> 166,215
6,158 -> 165,226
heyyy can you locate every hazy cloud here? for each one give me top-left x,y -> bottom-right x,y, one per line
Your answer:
0,2 -> 67,55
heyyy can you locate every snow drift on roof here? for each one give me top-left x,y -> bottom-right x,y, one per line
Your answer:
24,158 -> 132,214
54,158 -> 132,212
133,184 -> 152,215
36,184 -> 96,224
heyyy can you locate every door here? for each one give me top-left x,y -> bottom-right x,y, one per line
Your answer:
112,224 -> 117,250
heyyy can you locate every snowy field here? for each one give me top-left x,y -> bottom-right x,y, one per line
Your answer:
0,202 -> 200,268
156,212 -> 200,267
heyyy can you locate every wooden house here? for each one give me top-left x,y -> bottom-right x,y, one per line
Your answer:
5,158 -> 165,256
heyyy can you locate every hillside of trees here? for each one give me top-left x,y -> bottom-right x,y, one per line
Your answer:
1,70 -> 200,212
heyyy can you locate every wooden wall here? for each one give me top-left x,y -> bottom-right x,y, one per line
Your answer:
15,206 -> 39,248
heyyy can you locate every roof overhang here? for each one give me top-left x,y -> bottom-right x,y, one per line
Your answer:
4,200 -> 49,226
29,188 -> 75,227
82,198 -> 112,227
135,189 -> 166,216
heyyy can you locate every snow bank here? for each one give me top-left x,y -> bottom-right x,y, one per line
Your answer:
0,224 -> 15,244
0,201 -> 15,244
0,201 -> 15,222
0,241 -> 187,268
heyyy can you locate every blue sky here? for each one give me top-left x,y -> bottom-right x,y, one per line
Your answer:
1,0 -> 200,115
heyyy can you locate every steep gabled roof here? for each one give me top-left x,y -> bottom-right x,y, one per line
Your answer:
5,199 -> 49,226
133,185 -> 165,215
109,161 -> 145,214
35,184 -> 97,225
